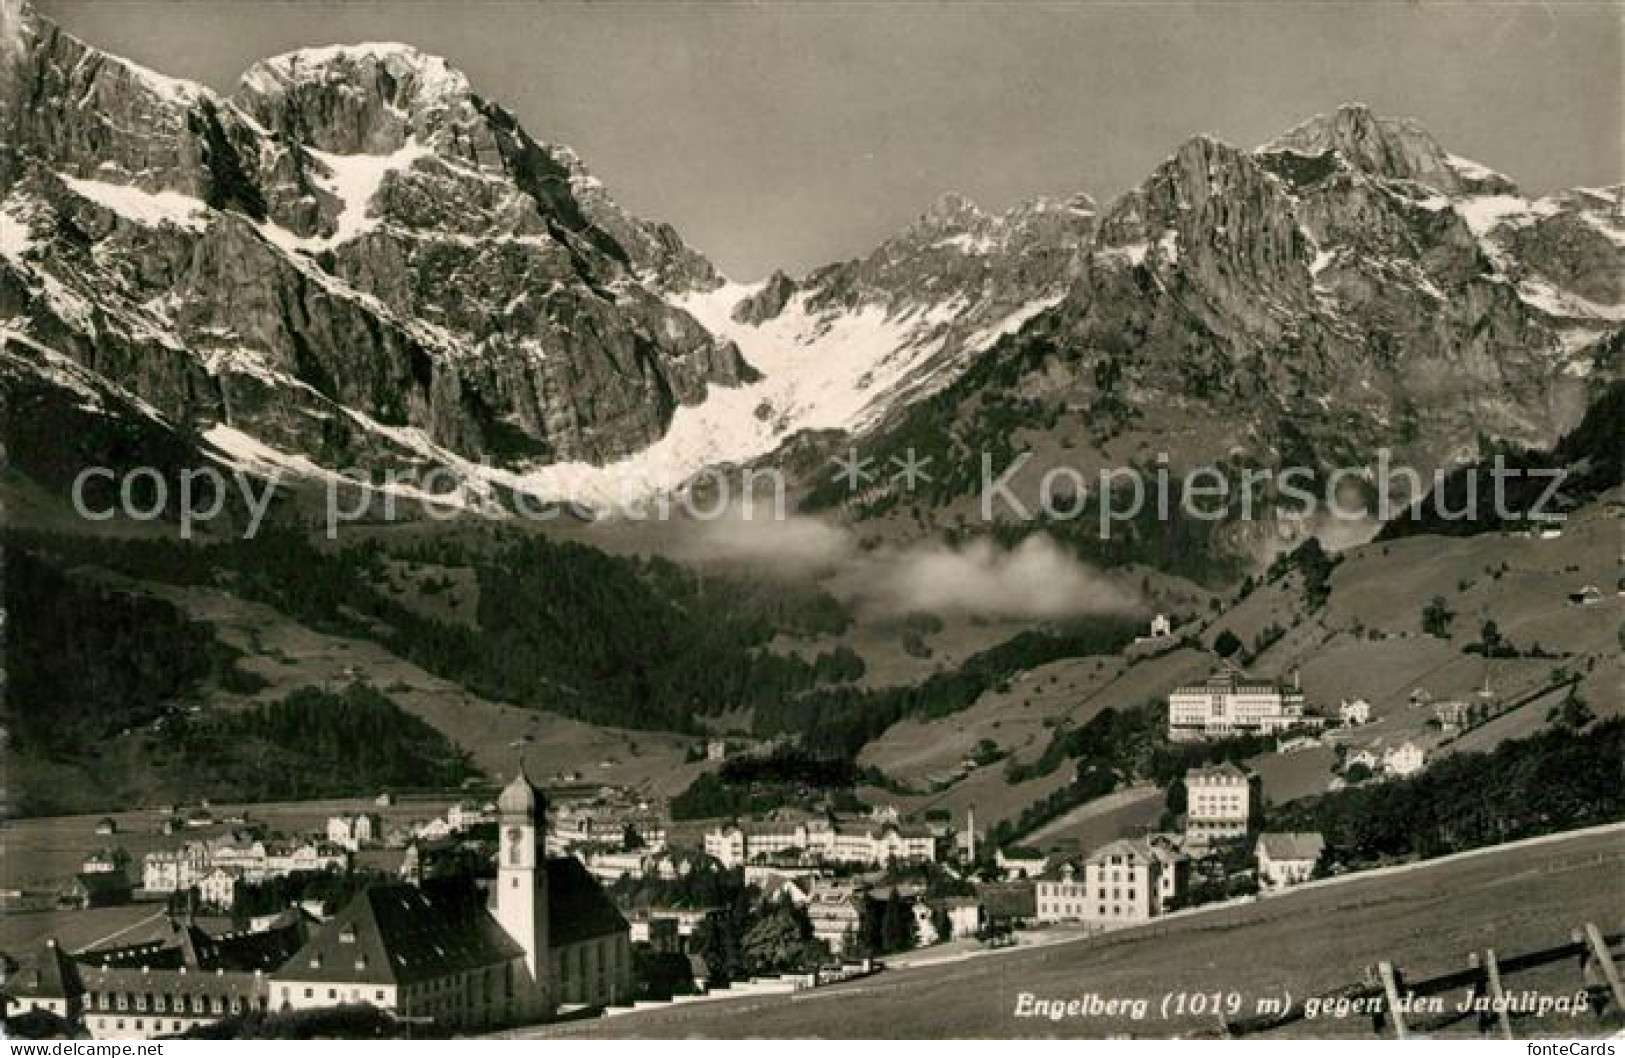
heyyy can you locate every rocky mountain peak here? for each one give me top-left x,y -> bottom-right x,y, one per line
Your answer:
916,191 -> 990,230
1266,102 -> 1513,195
235,43 -> 478,155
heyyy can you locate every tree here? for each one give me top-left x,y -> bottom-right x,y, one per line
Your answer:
880,894 -> 916,954
740,907 -> 817,974
1422,596 -> 1454,638
1164,778 -> 1188,816
1213,629 -> 1243,658
1344,761 -> 1373,783
1548,691 -> 1595,731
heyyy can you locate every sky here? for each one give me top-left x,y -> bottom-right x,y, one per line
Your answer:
39,1 -> 1624,281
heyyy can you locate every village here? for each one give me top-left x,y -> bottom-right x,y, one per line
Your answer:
3,607 -> 1532,1041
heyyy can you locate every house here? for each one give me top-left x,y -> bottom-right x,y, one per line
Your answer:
806,881 -> 865,955
1145,836 -> 1190,911
742,863 -> 821,893
3,940 -> 83,1026
1256,832 -> 1325,889
446,802 -> 490,831
931,897 -> 983,940
995,846 -> 1049,880
1035,862 -> 1089,924
1167,669 -> 1310,741
264,841 -> 347,876
758,874 -> 812,908
197,867 -> 240,911
1079,839 -> 1183,927
623,907 -> 722,948
81,847 -> 131,876
1345,747 -> 1380,773
63,871 -> 131,910
325,813 -> 381,851
1568,585 -> 1603,606
579,849 -> 649,883
1183,763 -> 1256,845
1149,613 -> 1174,638
142,842 -> 212,893
977,880 -> 1036,931
93,817 -> 117,837
1338,698 -> 1372,726
1383,741 -> 1427,778
1433,699 -> 1472,732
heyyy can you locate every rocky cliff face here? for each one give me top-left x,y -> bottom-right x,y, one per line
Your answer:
2,0 -> 1617,524
817,104 -> 1620,554
1,0 -> 748,487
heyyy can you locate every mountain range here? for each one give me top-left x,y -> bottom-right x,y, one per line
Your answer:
2,0 -> 1620,532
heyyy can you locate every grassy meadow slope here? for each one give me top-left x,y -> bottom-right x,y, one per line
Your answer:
529,826 -> 1625,1039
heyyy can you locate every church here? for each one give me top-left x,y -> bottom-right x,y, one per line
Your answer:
7,767 -> 632,1038
271,766 -> 633,1030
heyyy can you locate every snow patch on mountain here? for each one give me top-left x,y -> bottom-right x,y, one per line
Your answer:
502,282 -> 1053,508
58,175 -> 210,231
0,207 -> 35,261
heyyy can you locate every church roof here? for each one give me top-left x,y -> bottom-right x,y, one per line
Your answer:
544,857 -> 631,948
498,764 -> 544,818
279,883 -> 524,986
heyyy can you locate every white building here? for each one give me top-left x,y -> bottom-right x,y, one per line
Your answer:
325,814 -> 380,851
1184,763 -> 1255,844
197,867 -> 239,911
932,897 -> 983,940
1338,698 -> 1372,726
141,838 -> 345,894
806,881 -> 865,955
1168,669 -> 1310,741
1038,839 -> 1186,925
1256,832 -> 1325,889
446,802 -> 491,831
1382,741 -> 1427,778
704,818 -> 936,869
995,846 -> 1049,880
141,842 -> 212,893
1077,839 -> 1185,927
1035,862 -> 1090,923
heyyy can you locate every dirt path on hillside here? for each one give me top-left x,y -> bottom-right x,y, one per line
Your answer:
1023,783 -> 1160,844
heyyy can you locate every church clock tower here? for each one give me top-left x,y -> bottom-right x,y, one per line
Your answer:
495,761 -> 550,1014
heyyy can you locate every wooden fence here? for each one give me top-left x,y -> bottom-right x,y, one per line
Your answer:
1223,920 -> 1625,1038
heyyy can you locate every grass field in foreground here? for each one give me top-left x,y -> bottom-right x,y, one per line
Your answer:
526,826 -> 1625,1039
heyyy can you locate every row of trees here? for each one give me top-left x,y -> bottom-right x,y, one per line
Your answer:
1269,717 -> 1623,865
156,685 -> 476,801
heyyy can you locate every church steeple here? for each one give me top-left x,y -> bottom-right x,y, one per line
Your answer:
494,756 -> 549,1016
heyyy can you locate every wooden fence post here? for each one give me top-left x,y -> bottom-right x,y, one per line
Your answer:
1481,948 -> 1514,1039
1363,965 -> 1386,1036
1378,960 -> 1409,1039
1582,923 -> 1625,1010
